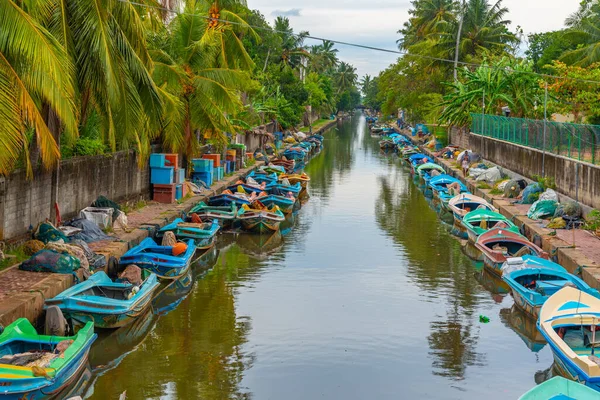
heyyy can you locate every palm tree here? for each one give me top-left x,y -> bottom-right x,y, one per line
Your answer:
398,0 -> 457,49
335,62 -> 358,93
274,16 -> 309,68
561,2 -> 600,66
150,1 -> 253,159
360,75 -> 372,95
0,0 -> 77,177
436,0 -> 517,62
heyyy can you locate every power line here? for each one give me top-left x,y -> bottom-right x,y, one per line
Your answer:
118,0 -> 600,85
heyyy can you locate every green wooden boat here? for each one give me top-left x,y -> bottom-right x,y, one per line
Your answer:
519,376 -> 600,399
462,209 -> 520,243
188,202 -> 237,227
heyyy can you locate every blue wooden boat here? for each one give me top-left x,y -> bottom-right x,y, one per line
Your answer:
119,238 -> 196,279
207,193 -> 252,207
408,153 -> 428,167
45,271 -> 160,329
502,256 -> 599,318
0,319 -> 96,399
227,183 -> 265,196
417,163 -> 446,185
188,202 -> 237,226
247,170 -> 279,184
237,205 -> 285,233
255,195 -> 296,214
266,181 -> 302,197
519,376 -> 600,399
538,287 -> 600,392
429,175 -> 470,205
158,218 -> 219,249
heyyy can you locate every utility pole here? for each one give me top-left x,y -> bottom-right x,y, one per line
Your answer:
453,0 -> 467,81
542,81 -> 548,177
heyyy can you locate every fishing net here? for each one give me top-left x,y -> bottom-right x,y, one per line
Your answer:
527,200 -> 558,220
162,231 -> 177,247
35,222 -> 68,244
45,242 -> 89,271
19,249 -> 80,274
70,239 -> 106,270
503,180 -> 521,198
547,217 -> 567,229
520,183 -> 543,204
23,240 -> 45,256
118,265 -> 143,286
64,218 -> 111,242
554,201 -> 583,218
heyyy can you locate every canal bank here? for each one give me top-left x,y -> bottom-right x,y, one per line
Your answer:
0,118 -> 339,326
396,127 -> 600,289
88,114 -> 552,400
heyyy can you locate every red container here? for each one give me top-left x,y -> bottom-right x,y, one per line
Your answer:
245,152 -> 254,160
153,183 -> 176,203
202,154 -> 221,168
164,154 -> 179,168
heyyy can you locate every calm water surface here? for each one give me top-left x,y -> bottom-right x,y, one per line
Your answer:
88,114 -> 553,399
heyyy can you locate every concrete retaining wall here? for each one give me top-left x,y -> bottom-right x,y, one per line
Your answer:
0,151 -> 150,241
449,128 -> 600,210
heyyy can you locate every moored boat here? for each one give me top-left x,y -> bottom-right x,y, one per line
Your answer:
519,376 -> 600,400
188,202 -> 237,227
45,271 -> 160,329
207,193 -> 252,207
266,181 -> 302,197
448,193 -> 497,221
462,209 -> 520,243
428,175 -> 469,204
538,286 -> 600,392
158,218 -> 219,249
254,194 -> 296,214
237,205 -> 285,233
0,319 -> 96,399
416,163 -> 445,185
279,173 -> 310,189
120,238 -> 196,279
474,228 -> 548,276
502,256 -> 599,318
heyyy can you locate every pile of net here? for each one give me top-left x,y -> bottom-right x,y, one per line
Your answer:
519,183 -> 543,204
64,218 -> 111,242
35,222 -> 68,244
70,239 -> 106,270
503,180 -> 522,198
23,240 -> 45,256
19,249 -> 80,274
118,265 -> 143,286
91,195 -> 121,220
527,200 -> 558,220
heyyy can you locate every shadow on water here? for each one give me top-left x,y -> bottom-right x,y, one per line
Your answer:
499,305 -> 547,353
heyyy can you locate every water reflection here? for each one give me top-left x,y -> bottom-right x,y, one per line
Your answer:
499,305 -> 547,353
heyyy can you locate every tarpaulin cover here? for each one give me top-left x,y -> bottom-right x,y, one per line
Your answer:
64,218 -> 112,242
91,195 -> 121,220
519,183 -> 543,204
527,200 -> 558,220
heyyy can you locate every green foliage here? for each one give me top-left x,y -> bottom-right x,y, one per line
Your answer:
0,245 -> 28,271
532,174 -> 557,190
583,209 -> 600,231
526,30 -> 577,73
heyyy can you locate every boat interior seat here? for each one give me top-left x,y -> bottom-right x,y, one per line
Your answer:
80,286 -> 132,300
535,280 -> 571,296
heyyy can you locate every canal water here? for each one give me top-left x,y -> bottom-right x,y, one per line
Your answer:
88,114 -> 554,399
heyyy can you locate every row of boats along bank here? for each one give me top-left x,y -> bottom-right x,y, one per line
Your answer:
369,117 -> 600,399
0,134 -> 324,399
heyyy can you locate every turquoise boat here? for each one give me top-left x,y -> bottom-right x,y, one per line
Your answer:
158,218 -> 219,249
519,376 -> 600,399
119,238 -> 196,279
266,181 -> 302,197
0,319 -> 96,399
417,163 -> 445,185
237,206 -> 285,233
207,193 -> 252,207
227,183 -> 265,195
247,171 -> 279,184
255,194 -> 296,214
45,271 -> 160,329
462,209 -> 521,243
188,202 -> 237,227
538,287 -> 600,392
428,174 -> 469,203
502,256 -> 599,318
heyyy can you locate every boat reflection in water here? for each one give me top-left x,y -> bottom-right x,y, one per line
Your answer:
235,231 -> 284,261
474,269 -> 509,301
152,267 -> 194,316
535,363 -> 555,385
499,305 -> 547,353
89,307 -> 157,371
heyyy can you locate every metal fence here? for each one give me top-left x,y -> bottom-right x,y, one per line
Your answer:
470,113 -> 600,165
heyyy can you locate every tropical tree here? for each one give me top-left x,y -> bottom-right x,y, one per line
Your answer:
149,0 -> 254,158
398,0 -> 457,49
561,1 -> 600,66
335,62 -> 358,94
274,16 -> 309,68
310,40 -> 339,73
0,0 -> 77,177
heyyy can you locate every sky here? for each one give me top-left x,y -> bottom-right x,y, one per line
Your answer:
246,0 -> 582,78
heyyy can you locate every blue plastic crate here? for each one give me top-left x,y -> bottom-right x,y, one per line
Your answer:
192,158 -> 213,172
175,168 -> 185,183
215,167 -> 224,181
191,171 -> 213,187
151,167 -> 174,184
227,160 -> 235,172
150,154 -> 166,168
175,184 -> 183,200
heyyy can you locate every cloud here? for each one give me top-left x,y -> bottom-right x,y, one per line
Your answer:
271,8 -> 302,17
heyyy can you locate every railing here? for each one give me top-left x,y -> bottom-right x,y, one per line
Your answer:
470,113 -> 600,165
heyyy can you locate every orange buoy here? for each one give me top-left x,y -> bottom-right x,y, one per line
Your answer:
172,242 -> 188,256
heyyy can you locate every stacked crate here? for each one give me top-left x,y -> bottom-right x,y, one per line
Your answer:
191,158 -> 213,187
150,153 -> 181,203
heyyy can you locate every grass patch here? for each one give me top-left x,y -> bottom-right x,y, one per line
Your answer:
584,209 -> 600,232
102,226 -> 114,234
121,199 -> 147,214
0,245 -> 29,271
489,188 -> 504,195
477,182 -> 491,189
